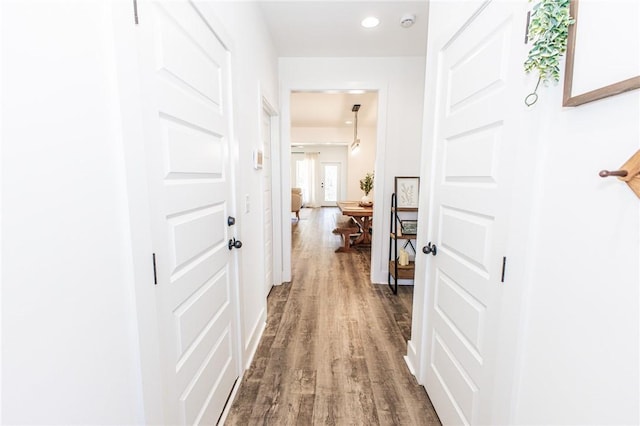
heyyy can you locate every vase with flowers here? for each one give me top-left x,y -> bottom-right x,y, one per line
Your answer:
359,172 -> 374,206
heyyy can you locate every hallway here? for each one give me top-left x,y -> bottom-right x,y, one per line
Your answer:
225,208 -> 440,425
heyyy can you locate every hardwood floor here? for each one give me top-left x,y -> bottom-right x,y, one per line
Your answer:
225,207 -> 440,425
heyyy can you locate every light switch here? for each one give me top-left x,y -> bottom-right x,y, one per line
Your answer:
245,194 -> 250,213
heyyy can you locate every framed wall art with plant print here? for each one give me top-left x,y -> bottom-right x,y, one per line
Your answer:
395,177 -> 420,208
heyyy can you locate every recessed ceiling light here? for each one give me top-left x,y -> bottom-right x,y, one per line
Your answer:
361,17 -> 380,28
345,120 -> 353,125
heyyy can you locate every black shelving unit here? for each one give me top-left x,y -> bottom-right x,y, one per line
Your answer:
388,193 -> 418,294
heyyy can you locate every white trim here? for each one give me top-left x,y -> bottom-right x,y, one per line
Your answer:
109,2 -> 163,422
261,94 -> 283,286
404,340 -> 419,378
243,309 -> 267,369
0,0 -> 5,422
217,374 -> 242,425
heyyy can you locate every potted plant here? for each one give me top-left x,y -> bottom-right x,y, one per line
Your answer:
359,172 -> 374,206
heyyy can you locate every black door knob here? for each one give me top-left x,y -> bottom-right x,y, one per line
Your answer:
227,216 -> 236,226
228,238 -> 243,250
422,242 -> 437,256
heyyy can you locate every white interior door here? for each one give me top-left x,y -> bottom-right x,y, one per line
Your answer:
137,1 -> 239,424
320,162 -> 340,206
422,2 -> 524,425
262,106 -> 274,298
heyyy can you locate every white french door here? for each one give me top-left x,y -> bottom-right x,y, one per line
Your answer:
136,1 -> 240,424
421,1 -> 526,425
320,162 -> 340,206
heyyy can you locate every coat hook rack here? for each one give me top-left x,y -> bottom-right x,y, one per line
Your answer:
599,149 -> 640,199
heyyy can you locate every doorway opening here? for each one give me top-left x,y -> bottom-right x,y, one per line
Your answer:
288,90 -> 378,271
279,83 -> 392,295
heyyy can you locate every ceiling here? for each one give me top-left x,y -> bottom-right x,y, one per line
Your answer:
258,1 -> 429,58
258,1 -> 428,133
291,91 -> 378,128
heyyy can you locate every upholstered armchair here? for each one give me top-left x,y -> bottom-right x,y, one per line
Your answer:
291,188 -> 303,220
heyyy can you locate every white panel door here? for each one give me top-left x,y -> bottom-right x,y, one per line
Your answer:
136,1 -> 239,424
423,2 -> 524,425
262,106 -> 274,298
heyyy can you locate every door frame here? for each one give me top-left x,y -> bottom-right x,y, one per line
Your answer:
280,83 -> 388,283
109,1 -> 244,422
407,1 -> 538,423
261,94 -> 281,292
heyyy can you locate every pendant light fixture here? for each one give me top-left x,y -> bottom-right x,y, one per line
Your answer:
351,104 -> 361,154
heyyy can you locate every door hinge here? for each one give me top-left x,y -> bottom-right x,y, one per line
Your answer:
152,253 -> 158,285
501,256 -> 507,283
133,0 -> 139,25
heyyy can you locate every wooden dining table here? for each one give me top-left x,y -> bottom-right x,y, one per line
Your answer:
337,201 -> 373,245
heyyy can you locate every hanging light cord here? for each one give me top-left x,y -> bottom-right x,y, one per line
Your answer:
354,109 -> 358,142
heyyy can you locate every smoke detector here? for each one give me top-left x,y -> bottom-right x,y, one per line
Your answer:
400,14 -> 416,28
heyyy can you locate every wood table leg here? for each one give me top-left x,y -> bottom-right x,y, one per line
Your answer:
351,216 -> 372,245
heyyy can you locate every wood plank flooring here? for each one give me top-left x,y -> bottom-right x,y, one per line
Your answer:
224,207 -> 440,425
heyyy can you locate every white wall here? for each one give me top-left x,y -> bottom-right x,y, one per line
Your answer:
280,57 -> 426,283
511,0 -> 639,422
198,2 -> 279,365
291,126 -> 376,200
512,77 -> 639,426
2,1 -> 144,423
347,127 -> 377,201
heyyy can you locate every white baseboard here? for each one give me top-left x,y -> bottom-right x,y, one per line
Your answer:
243,307 -> 267,370
219,308 -> 267,424
217,371 -> 243,425
405,339 -> 420,382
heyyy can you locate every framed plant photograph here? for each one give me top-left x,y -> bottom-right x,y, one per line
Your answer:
395,177 -> 420,208
400,220 -> 418,235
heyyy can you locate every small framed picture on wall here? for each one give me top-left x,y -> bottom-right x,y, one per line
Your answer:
395,176 -> 420,208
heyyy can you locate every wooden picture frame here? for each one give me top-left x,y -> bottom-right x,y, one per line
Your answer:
400,220 -> 418,235
395,177 -> 420,208
563,0 -> 640,106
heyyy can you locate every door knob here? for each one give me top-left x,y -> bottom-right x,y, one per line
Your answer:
227,216 -> 236,226
228,238 -> 243,250
422,242 -> 437,256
